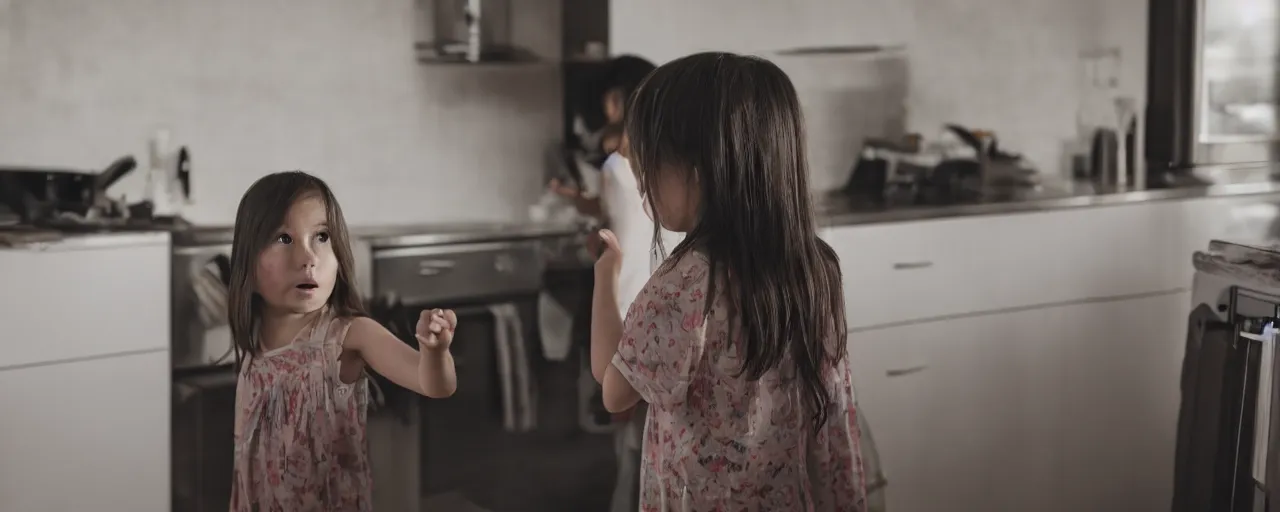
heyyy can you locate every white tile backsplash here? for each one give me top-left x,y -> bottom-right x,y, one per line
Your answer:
2,0 -> 1149,223
612,0 -> 1148,178
0,0 -> 562,226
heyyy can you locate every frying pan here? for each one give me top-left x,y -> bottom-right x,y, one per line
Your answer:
0,155 -> 137,222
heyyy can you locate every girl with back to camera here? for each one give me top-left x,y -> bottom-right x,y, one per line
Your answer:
590,52 -> 868,510
226,171 -> 458,511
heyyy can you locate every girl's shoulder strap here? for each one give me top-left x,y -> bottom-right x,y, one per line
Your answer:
317,310 -> 356,349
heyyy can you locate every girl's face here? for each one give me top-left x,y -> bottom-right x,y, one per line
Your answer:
254,194 -> 338,315
603,88 -> 625,125
636,160 -> 700,233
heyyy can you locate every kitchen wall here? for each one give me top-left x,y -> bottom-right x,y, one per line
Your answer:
2,0 -> 1151,226
0,0 -> 562,226
612,0 -> 1149,180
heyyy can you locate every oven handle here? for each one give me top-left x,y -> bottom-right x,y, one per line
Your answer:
417,259 -> 457,276
373,241 -> 527,259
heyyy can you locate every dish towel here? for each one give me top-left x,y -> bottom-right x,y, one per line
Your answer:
489,303 -> 537,432
537,292 -> 574,362
192,254 -> 231,329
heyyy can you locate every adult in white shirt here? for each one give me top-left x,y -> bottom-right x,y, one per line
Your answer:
549,55 -> 677,512
599,149 -> 660,309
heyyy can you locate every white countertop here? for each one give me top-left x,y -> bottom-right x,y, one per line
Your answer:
0,230 -> 170,252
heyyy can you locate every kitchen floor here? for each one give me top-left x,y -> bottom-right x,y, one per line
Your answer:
417,349 -> 618,512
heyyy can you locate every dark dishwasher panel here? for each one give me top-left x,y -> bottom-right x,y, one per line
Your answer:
172,368 -> 237,512
1173,286 -> 1280,512
372,241 -> 544,305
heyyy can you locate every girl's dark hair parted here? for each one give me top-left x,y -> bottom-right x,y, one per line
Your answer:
228,171 -> 366,370
625,52 -> 848,432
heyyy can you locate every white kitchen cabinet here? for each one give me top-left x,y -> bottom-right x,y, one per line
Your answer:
823,202 -> 1171,331
1043,291 -> 1189,512
0,232 -> 170,369
845,324 -> 927,510
849,304 -> 1062,512
0,350 -> 170,512
610,0 -> 911,65
826,192 -> 1280,511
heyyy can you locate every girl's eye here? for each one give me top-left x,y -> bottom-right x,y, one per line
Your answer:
276,233 -> 293,245
317,231 -> 331,243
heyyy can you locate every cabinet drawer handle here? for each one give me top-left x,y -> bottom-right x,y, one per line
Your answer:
418,259 -> 456,276
892,261 -> 933,270
886,365 -> 927,377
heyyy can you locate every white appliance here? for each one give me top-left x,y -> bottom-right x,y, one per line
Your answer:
772,46 -> 908,192
1174,239 -> 1280,512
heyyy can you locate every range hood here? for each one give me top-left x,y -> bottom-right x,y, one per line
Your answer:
415,0 -> 539,64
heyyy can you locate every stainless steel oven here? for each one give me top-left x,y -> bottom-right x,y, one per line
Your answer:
367,235 -> 615,512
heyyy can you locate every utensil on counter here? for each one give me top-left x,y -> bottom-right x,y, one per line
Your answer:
1115,96 -> 1145,190
1090,128 -> 1120,187
178,146 -> 192,204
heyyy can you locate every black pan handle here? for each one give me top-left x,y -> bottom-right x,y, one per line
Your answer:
944,124 -> 984,154
95,155 -> 137,191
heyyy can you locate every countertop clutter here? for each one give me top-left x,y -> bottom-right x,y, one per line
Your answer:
822,168 -> 1280,226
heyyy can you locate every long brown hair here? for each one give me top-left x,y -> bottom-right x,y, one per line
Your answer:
228,171 -> 366,370
625,52 -> 848,433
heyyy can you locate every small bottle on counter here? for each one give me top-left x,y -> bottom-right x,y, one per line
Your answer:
145,129 -> 186,217
144,129 -> 171,216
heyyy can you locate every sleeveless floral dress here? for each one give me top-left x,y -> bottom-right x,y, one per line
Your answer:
229,310 -> 373,512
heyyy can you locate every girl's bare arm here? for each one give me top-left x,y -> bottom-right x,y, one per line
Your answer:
344,316 -> 457,398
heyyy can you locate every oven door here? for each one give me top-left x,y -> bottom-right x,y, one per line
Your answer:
368,300 -> 615,512
172,368 -> 237,512
368,239 -> 615,511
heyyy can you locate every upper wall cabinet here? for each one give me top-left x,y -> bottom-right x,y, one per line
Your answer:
608,0 -> 912,64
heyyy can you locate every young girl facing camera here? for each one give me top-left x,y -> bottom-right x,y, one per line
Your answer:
591,53 -> 868,510
226,171 -> 457,511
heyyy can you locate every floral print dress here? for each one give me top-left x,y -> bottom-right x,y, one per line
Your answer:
611,253 -> 868,511
229,309 -> 373,512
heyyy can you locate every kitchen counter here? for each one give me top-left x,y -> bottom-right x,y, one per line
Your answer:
821,179 -> 1280,226
170,221 -> 583,248
16,174 -> 1280,250
356,221 -> 581,248
0,230 -> 169,250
